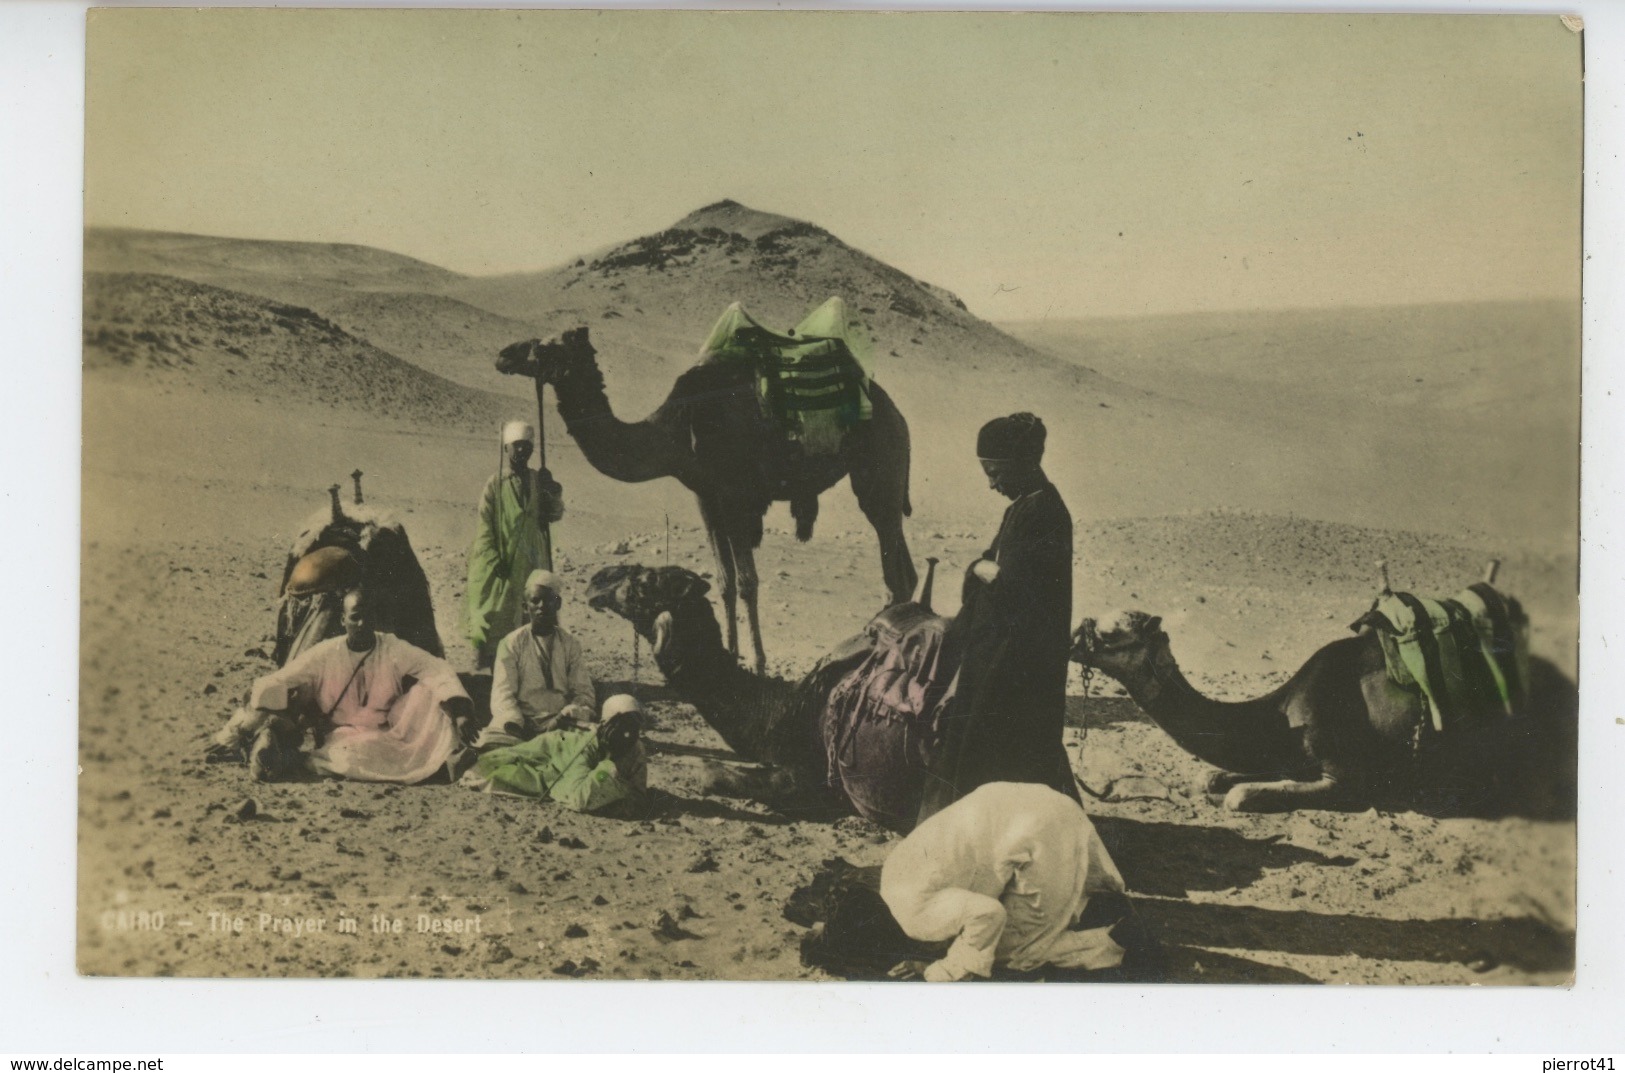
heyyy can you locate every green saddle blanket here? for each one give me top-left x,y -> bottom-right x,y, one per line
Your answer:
1357,583 -> 1530,734
698,297 -> 874,456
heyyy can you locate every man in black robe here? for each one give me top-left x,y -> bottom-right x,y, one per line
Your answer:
919,412 -> 1080,823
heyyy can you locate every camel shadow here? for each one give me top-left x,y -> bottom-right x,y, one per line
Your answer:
1141,898 -> 1574,976
1093,816 -> 1356,899
1154,944 -> 1320,984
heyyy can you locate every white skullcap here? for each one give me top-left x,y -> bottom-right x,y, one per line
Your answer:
502,420 -> 535,445
600,694 -> 643,724
524,569 -> 561,597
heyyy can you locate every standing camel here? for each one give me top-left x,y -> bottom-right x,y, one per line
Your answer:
496,326 -> 916,673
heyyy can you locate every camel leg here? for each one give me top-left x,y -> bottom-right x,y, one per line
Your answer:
697,497 -> 740,661
846,381 -> 917,607
872,514 -> 918,608
700,759 -> 798,802
1222,775 -> 1357,813
847,467 -> 917,607
734,543 -> 767,675
1203,769 -> 1295,796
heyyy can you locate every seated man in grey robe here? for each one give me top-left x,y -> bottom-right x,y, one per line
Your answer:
476,569 -> 596,750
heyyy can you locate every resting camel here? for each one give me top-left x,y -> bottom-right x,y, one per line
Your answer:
1069,609 -> 1576,815
497,326 -> 916,674
585,562 -> 949,830
273,476 -> 442,666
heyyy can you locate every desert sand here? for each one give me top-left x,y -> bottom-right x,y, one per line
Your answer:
78,203 -> 1577,984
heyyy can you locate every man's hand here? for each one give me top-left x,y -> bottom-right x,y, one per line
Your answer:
971,559 -> 1001,584
597,718 -> 641,765
887,960 -> 931,981
442,697 -> 479,745
560,702 -> 595,726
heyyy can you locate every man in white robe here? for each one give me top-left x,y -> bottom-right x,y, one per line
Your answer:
880,782 -> 1128,981
475,569 -> 596,750
247,590 -> 475,783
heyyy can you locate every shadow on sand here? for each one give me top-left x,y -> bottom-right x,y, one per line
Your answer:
1140,898 -> 1573,976
1093,815 -> 1356,899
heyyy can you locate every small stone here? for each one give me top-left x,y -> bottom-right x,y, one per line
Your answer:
537,827 -> 554,844
235,798 -> 258,822
687,853 -> 719,874
564,923 -> 588,938
552,960 -> 579,977
441,944 -> 463,957
592,894 -> 608,906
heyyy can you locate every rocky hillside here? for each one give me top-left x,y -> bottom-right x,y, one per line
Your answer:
83,271 -> 512,433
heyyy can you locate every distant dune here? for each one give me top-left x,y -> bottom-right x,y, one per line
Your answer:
81,205 -> 1579,548
83,271 -> 512,434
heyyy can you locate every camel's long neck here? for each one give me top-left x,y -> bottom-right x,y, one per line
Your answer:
655,642 -> 800,766
1113,646 -> 1298,775
549,358 -> 683,484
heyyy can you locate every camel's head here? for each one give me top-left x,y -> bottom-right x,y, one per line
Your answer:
496,327 -> 595,384
1071,609 -> 1166,681
587,563 -> 715,661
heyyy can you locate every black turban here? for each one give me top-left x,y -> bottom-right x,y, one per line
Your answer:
976,412 -> 1046,462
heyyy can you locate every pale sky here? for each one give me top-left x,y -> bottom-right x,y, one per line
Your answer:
85,10 -> 1582,319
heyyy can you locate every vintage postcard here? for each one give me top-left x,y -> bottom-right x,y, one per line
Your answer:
79,9 -> 1581,984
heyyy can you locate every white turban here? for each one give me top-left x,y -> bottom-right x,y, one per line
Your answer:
502,420 -> 535,445
524,569 -> 561,598
600,694 -> 643,725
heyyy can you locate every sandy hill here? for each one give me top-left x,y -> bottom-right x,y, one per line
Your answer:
83,271 -> 512,434
444,199 -> 1107,410
313,291 -> 547,400
85,227 -> 468,311
79,213 -> 1577,548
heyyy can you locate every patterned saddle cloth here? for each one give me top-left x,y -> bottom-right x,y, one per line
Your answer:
1352,582 -> 1530,734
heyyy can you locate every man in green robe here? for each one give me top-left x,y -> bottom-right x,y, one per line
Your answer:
466,420 -> 565,669
461,694 -> 649,815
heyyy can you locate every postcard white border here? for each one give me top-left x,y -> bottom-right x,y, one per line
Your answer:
4,0 -> 1620,1053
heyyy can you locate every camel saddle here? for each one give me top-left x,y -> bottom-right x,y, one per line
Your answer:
1351,582 -> 1530,734
818,601 -> 957,829
698,298 -> 873,457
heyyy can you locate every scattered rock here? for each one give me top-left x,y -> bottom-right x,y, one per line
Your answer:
537,827 -> 554,844
651,911 -> 701,943
564,923 -> 588,938
559,836 -> 588,850
338,808 -> 371,820
441,944 -> 463,957
592,894 -> 608,906
235,798 -> 258,822
551,960 -> 578,977
688,852 -> 719,873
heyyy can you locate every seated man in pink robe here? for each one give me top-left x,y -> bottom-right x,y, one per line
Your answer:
245,590 -> 476,783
